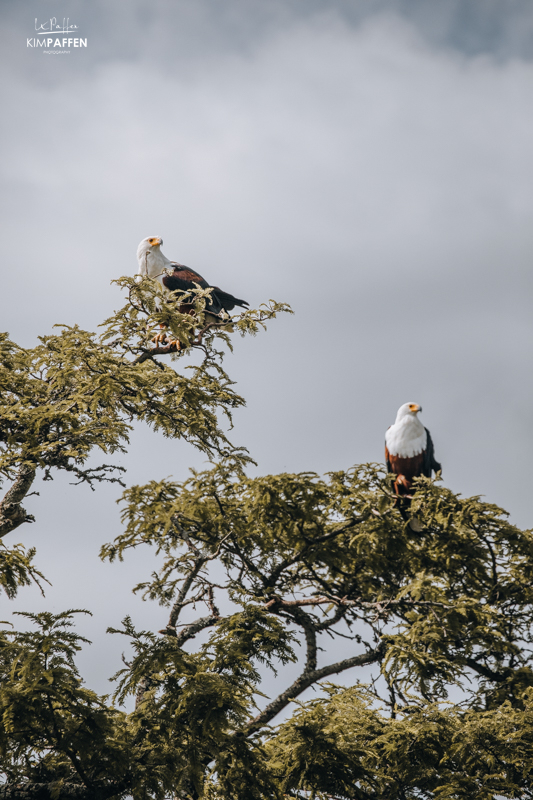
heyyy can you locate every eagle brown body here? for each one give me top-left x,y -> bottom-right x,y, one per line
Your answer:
384,450 -> 425,496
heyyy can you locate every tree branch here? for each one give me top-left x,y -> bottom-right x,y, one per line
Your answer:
263,594 -> 452,612
0,781 -> 125,800
166,529 -> 231,628
279,605 -> 317,672
159,614 -> 220,646
265,517 -> 363,588
167,559 -> 209,629
133,344 -> 182,365
464,656 -> 511,683
243,640 -> 386,736
0,463 -> 36,538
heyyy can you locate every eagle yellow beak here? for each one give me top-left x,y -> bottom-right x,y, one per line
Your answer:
149,236 -> 162,246
409,403 -> 422,413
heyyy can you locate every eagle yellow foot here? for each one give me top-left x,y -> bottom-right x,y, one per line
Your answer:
151,331 -> 183,351
152,331 -> 168,346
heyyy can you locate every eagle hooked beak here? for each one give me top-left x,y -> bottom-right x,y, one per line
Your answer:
409,403 -> 422,414
149,236 -> 163,246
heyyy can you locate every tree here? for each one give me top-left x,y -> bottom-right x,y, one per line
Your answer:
1,278 -> 533,800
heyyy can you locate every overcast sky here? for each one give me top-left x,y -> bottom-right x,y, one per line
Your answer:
1,0 -> 533,702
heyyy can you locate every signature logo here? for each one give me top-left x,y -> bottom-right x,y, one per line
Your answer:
35,17 -> 79,34
27,17 -> 87,52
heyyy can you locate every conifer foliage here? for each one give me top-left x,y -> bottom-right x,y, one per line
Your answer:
1,280 -> 533,799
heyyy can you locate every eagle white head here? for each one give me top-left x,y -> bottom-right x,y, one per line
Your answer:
386,402 -> 427,458
394,402 -> 422,423
136,236 -> 171,280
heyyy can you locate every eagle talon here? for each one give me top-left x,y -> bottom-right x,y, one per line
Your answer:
152,332 -> 169,346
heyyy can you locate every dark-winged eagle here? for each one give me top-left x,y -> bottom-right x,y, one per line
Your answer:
385,403 -> 441,513
136,236 -> 248,347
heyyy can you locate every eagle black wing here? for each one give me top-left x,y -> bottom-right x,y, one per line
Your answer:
422,427 -> 442,477
384,431 -> 393,473
162,263 -> 248,316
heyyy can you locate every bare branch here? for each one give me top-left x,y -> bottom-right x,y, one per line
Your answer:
277,604 -> 317,672
159,614 -> 220,646
243,640 -> 386,736
0,463 -> 36,538
263,594 -> 452,612
167,558 -> 208,629
133,343 -> 183,365
463,657 -> 512,683
265,517 -> 363,587
166,528 -> 231,629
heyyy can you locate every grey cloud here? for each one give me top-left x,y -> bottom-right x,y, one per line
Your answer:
3,0 -> 533,87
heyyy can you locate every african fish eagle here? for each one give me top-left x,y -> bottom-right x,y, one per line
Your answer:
136,236 -> 248,347
385,403 -> 441,498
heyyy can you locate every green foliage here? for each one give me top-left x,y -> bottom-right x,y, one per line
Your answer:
265,687 -> 380,799
2,279 -> 533,799
4,462 -> 533,799
0,279 -> 288,488
98,464 -> 533,798
265,684 -> 533,798
0,277 -> 288,594
0,542 -> 47,599
108,464 -> 533,706
0,611 -> 128,794
208,605 -> 297,679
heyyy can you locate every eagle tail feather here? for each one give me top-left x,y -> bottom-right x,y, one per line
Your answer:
212,287 -> 249,311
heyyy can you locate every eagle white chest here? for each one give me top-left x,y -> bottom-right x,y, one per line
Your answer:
386,416 -> 427,458
137,245 -> 171,282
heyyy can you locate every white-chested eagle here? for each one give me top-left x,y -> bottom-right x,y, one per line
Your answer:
385,403 -> 441,500
136,236 -> 248,348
